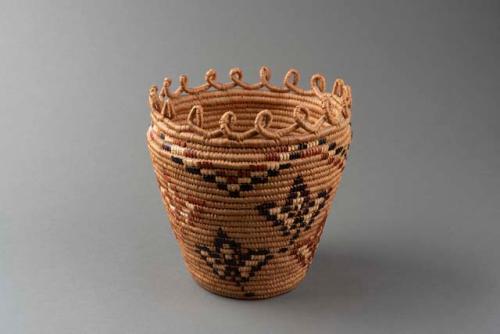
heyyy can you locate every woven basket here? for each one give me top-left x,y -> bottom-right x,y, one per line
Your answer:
146,67 -> 352,299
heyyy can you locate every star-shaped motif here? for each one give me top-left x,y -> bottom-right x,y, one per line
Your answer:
196,228 -> 273,286
256,176 -> 330,244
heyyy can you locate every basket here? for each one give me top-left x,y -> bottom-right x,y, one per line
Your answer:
146,67 -> 352,299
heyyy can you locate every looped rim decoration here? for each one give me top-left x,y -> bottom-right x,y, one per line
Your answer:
188,105 -> 204,128
255,110 -> 280,140
230,67 -> 262,90
148,67 -> 352,143
161,98 -> 174,118
157,66 -> 350,99
293,106 -> 313,130
229,67 -> 243,80
283,69 -> 300,89
148,85 -> 162,114
219,111 -> 237,134
255,109 -> 273,128
186,105 -> 212,138
259,66 -> 272,82
310,74 -> 326,96
205,69 -> 219,88
322,98 -> 340,126
259,66 -> 289,93
159,78 -> 171,99
219,111 -> 246,142
331,79 -> 352,121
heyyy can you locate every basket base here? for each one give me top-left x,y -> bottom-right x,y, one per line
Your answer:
190,273 -> 307,300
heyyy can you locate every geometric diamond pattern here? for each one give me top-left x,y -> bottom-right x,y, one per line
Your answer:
256,175 -> 330,244
196,228 -> 273,287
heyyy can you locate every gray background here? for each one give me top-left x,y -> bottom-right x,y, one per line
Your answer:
1,0 -> 499,333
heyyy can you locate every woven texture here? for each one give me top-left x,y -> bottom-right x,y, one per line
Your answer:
146,67 -> 352,299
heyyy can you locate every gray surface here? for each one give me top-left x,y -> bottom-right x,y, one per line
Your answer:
1,0 -> 499,333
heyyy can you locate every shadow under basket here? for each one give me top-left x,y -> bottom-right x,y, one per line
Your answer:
146,67 -> 353,299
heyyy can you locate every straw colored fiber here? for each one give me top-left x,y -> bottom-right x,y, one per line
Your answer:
146,67 -> 352,299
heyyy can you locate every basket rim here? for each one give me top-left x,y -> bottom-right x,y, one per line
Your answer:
148,66 -> 352,146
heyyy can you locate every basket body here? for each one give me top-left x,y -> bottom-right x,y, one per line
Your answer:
147,67 -> 352,299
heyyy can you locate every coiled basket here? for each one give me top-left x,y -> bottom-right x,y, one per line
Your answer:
147,67 -> 352,299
